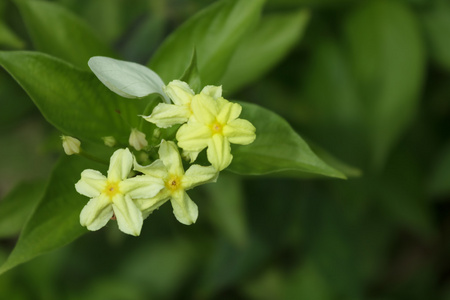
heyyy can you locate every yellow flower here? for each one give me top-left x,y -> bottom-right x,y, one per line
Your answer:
176,93 -> 256,170
134,140 -> 217,225
143,80 -> 222,128
75,148 -> 164,236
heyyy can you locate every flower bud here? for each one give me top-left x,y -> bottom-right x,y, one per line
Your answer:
102,136 -> 116,147
129,128 -> 148,151
61,135 -> 81,155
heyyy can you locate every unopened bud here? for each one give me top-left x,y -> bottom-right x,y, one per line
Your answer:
153,128 -> 161,139
61,135 -> 81,155
102,136 -> 116,147
129,128 -> 148,151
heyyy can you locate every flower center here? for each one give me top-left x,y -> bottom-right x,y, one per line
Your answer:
103,181 -> 120,198
210,121 -> 223,134
166,175 -> 181,192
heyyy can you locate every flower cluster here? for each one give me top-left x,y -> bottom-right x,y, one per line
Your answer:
68,57 -> 256,236
145,80 -> 256,170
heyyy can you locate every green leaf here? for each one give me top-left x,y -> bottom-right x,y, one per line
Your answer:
0,180 -> 46,238
283,260 -> 333,300
15,0 -> 116,69
179,50 -> 202,94
0,20 -> 25,49
308,142 -> 361,178
268,0 -> 355,7
428,142 -> 450,198
300,37 -> 365,167
421,0 -> 450,71
343,0 -> 425,168
204,174 -> 248,247
0,155 -> 103,275
300,196 -> 362,298
121,10 -> 166,63
0,69 -> 33,127
149,0 -> 265,85
229,102 -> 345,179
0,51 -> 146,143
117,239 -> 197,299
221,10 -> 309,93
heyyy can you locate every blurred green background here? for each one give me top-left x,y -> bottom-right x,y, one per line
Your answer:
1,0 -> 450,299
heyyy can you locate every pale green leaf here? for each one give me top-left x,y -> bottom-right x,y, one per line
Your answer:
149,0 -> 265,85
88,56 -> 169,102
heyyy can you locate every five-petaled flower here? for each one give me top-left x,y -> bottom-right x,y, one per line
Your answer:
176,90 -> 256,171
143,80 -> 222,128
134,140 -> 218,225
75,148 -> 164,236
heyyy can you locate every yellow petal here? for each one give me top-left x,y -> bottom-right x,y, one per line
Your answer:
170,190 -> 198,225
159,140 -> 184,176
182,165 -> 218,190
181,149 -> 201,163
107,148 -> 133,181
190,94 -> 218,124
201,85 -> 222,99
120,175 -> 165,199
143,103 -> 191,128
133,159 -> 168,179
75,169 -> 107,198
164,80 -> 194,105
79,194 -> 113,231
176,122 -> 211,152
207,134 -> 232,171
223,119 -> 256,145
135,189 -> 171,218
216,99 -> 242,124
112,194 -> 143,236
